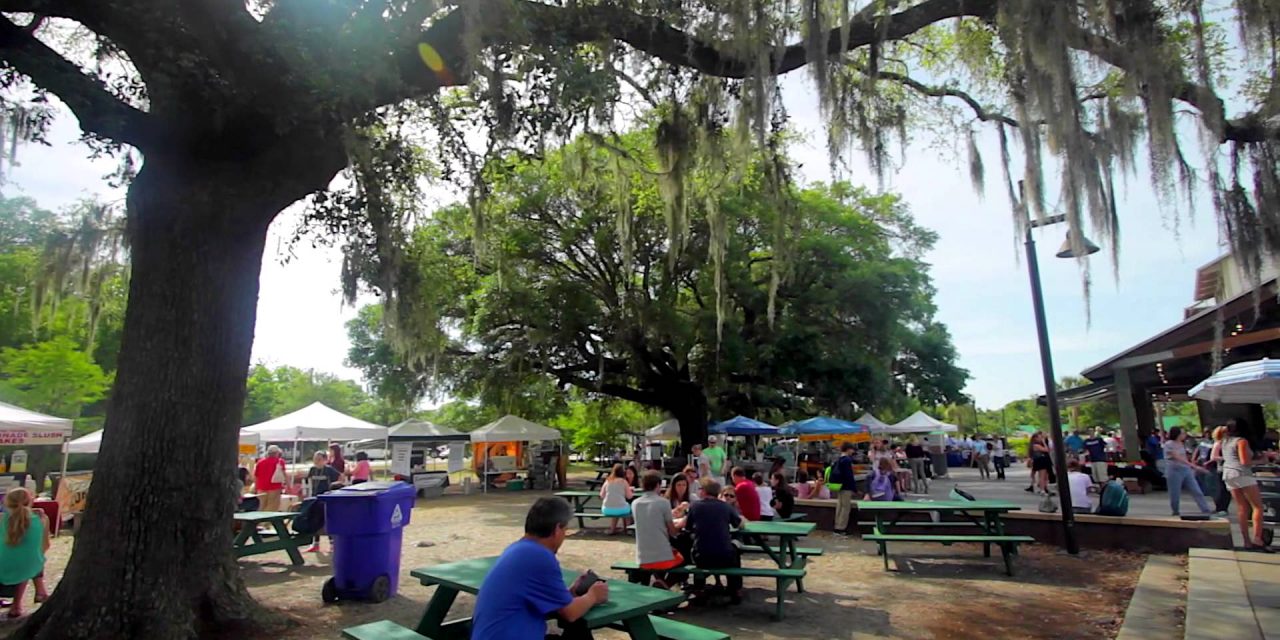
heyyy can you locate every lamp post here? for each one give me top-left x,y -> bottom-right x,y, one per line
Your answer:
1020,185 -> 1099,556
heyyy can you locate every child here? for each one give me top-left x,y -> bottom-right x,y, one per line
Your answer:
719,485 -> 740,516
753,472 -> 775,521
600,463 -> 634,535
792,470 -> 812,499
812,472 -> 832,499
351,451 -> 373,484
864,458 -> 898,502
0,488 -> 50,618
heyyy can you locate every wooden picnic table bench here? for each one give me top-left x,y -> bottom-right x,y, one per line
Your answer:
608,615 -> 731,640
610,561 -> 805,621
411,556 -> 726,640
855,500 -> 1035,576
232,511 -> 313,566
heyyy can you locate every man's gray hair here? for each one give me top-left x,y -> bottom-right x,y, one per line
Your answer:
525,497 -> 573,538
267,445 -> 282,456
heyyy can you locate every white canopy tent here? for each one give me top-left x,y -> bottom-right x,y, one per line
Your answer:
469,415 -> 560,493
887,411 -> 959,434
856,412 -> 894,433
645,419 -> 681,441
388,419 -> 466,441
242,402 -> 387,442
64,428 -> 260,455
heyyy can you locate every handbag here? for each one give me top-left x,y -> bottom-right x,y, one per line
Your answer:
271,460 -> 286,486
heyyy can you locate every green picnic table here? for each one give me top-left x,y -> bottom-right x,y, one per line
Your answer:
232,511 -> 313,566
855,500 -> 1020,536
855,500 -> 1034,575
735,521 -> 816,569
411,556 -> 686,640
555,490 -> 600,512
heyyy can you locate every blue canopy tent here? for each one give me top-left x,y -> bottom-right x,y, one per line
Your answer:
779,416 -> 869,439
709,415 -> 779,436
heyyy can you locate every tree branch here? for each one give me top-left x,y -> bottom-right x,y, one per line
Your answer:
872,69 -> 1019,127
0,16 -> 154,148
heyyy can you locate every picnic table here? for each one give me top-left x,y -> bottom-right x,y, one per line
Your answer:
736,520 -> 816,570
411,556 -> 689,640
556,490 -> 600,512
856,500 -> 1033,575
232,511 -> 312,566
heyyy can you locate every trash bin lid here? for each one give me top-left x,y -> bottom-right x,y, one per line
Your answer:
322,480 -> 413,499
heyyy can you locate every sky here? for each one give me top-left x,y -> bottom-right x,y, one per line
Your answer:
4,80 -> 1226,410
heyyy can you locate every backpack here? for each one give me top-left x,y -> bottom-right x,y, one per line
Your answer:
291,497 -> 326,534
1096,480 -> 1129,516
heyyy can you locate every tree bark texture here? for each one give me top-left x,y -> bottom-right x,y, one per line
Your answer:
11,152 -> 339,639
666,382 -> 709,454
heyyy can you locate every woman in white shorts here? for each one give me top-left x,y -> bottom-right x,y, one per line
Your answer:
1221,419 -> 1272,552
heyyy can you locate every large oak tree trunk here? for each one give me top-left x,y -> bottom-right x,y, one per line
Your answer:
12,153 -> 336,639
666,382 -> 709,455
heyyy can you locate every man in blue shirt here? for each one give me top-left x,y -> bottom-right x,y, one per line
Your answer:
472,497 -> 609,639
1065,431 -> 1085,455
832,443 -> 857,536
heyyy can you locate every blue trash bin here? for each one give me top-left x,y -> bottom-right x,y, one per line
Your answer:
316,480 -> 416,603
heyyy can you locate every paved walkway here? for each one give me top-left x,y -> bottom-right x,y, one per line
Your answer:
919,464 -> 1215,519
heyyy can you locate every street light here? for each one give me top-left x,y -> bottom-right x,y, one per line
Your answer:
1020,183 -> 1099,556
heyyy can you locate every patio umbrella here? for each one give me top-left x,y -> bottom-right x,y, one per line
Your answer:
1189,358 -> 1280,404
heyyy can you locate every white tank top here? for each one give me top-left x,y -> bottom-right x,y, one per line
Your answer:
602,479 -> 629,509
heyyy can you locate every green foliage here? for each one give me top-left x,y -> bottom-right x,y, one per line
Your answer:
391,131 -> 967,429
345,305 -> 428,412
242,364 -> 399,425
0,336 -> 109,417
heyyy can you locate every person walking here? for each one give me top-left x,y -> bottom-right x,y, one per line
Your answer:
1162,427 -> 1212,517
831,443 -> 858,535
905,437 -> 928,491
1083,428 -> 1109,483
1208,426 -> 1232,515
1221,419 -> 1274,551
991,437 -> 1007,480
1029,434 -> 1052,494
703,437 -> 727,482
0,488 -> 50,619
973,437 -> 991,480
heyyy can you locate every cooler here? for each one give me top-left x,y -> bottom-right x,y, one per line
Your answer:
316,481 -> 416,603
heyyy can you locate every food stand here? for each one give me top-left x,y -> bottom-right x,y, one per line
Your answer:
386,419 -> 468,496
469,415 -> 563,492
710,416 -> 781,477
780,416 -> 871,482
0,401 -> 73,493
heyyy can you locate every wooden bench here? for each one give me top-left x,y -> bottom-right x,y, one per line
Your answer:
342,620 -> 432,640
862,532 -> 1035,576
775,513 -> 806,522
608,615 -> 730,640
611,561 -> 805,620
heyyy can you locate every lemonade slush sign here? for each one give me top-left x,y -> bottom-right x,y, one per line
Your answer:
0,429 -> 68,446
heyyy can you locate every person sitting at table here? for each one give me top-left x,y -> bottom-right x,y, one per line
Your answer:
811,471 -> 832,499
731,467 -> 761,521
666,473 -> 694,513
791,470 -> 812,499
599,464 -> 633,535
351,451 -> 373,484
624,465 -> 639,489
770,472 -> 795,519
863,457 -> 899,502
685,479 -> 743,604
753,472 -> 775,521
632,471 -> 686,589
681,465 -> 699,490
1066,460 -> 1094,514
472,497 -> 609,639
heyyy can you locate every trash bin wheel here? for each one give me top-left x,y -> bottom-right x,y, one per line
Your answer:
322,578 -> 339,604
1264,528 -> 1274,547
370,575 -> 391,603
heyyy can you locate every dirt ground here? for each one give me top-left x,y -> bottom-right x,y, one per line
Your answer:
1,488 -> 1146,639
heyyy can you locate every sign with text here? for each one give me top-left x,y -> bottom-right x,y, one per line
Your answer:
0,429 -> 68,446
55,472 -> 93,515
390,442 -> 412,476
448,445 -> 464,473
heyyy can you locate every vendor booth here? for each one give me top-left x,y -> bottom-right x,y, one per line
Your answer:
711,416 -> 782,477
241,401 -> 388,455
0,401 -> 73,492
781,416 -> 870,480
469,415 -> 563,492
855,412 -> 893,433
387,419 -> 468,496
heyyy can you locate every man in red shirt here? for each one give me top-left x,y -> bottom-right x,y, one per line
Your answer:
731,467 -> 760,521
253,445 -> 287,511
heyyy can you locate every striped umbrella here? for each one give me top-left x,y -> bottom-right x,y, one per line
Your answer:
1188,359 -> 1280,404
